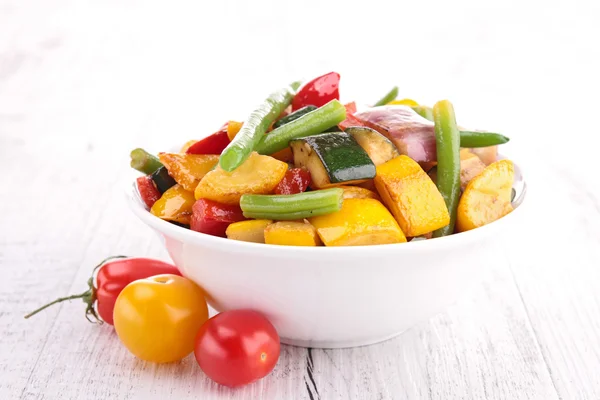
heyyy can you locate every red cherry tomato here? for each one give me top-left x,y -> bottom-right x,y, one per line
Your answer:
274,168 -> 311,195
292,71 -> 340,111
24,257 -> 182,325
194,309 -> 280,387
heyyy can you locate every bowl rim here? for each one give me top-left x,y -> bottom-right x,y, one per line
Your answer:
127,156 -> 526,256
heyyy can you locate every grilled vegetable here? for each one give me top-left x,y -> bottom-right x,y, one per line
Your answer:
226,121 -> 244,141
470,146 -> 498,165
456,160 -> 514,232
273,106 -> 317,129
292,72 -> 340,111
240,188 -> 343,220
290,132 -> 376,189
432,100 -> 461,238
460,131 -> 509,148
130,148 -> 163,175
388,98 -> 419,106
339,185 -> 381,201
345,126 -> 400,166
158,153 -> 219,192
150,184 -> 195,225
373,86 -> 398,106
226,219 -> 273,243
180,140 -> 198,153
459,149 -> 486,190
353,105 -> 438,163
219,82 -> 300,172
338,102 -> 364,130
195,152 -> 288,205
274,168 -> 311,195
190,199 -> 246,237
136,176 -> 161,209
255,100 -> 346,156
264,221 -> 322,246
151,166 -> 177,194
309,198 -> 406,246
374,155 -> 449,237
270,147 -> 294,163
411,105 -> 434,121
186,124 -> 230,155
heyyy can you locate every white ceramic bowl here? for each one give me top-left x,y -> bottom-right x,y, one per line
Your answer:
127,159 -> 526,349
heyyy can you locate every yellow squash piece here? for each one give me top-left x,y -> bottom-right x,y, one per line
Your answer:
387,98 -> 419,106
459,149 -> 486,190
226,219 -> 272,243
227,121 -> 244,141
264,221 -> 322,246
150,184 -> 195,225
159,153 -> 219,192
195,152 -> 288,205
339,185 -> 381,201
309,198 -> 406,246
456,159 -> 514,232
358,179 -> 377,192
374,155 -> 449,237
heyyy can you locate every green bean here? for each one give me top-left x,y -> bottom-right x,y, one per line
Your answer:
459,131 -> 510,148
374,86 -> 399,106
255,100 -> 346,155
130,148 -> 163,175
432,100 -> 461,238
240,188 -> 343,220
219,82 -> 300,172
410,105 -> 510,147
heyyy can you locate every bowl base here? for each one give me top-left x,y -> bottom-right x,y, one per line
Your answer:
280,330 -> 404,349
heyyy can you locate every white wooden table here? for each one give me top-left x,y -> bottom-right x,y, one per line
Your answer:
2,1 -> 600,399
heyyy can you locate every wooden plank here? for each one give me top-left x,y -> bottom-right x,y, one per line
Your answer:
309,261 -> 559,400
507,164 -> 600,400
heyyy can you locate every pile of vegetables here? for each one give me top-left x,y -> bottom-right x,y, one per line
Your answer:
131,72 -> 516,246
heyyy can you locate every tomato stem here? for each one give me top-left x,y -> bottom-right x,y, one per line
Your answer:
23,255 -> 127,323
23,288 -> 93,319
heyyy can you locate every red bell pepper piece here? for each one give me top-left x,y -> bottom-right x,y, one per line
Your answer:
292,72 -> 340,111
186,123 -> 231,155
344,101 -> 357,114
24,256 -> 181,324
136,175 -> 162,209
338,102 -> 366,130
274,168 -> 311,195
191,199 -> 246,237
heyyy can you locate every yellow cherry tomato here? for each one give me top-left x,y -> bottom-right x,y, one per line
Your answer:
113,274 -> 209,363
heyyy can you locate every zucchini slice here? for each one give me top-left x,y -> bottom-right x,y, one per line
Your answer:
151,166 -> 177,194
290,132 -> 376,189
273,105 -> 317,129
345,126 -> 400,166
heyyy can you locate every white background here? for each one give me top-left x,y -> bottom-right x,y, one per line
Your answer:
1,1 -> 600,399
